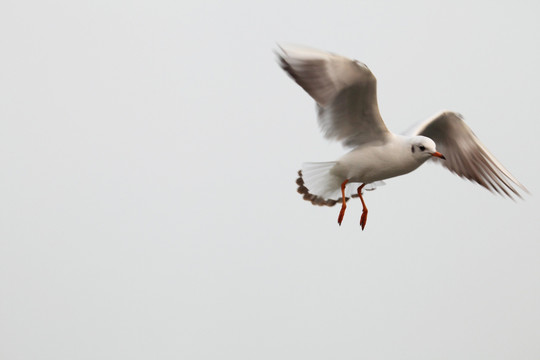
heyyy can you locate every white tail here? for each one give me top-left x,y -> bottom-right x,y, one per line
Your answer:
296,162 -> 385,206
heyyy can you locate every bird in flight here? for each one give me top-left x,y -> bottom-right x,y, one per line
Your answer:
276,44 -> 527,229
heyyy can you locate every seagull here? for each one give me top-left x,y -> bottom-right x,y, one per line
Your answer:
276,44 -> 527,229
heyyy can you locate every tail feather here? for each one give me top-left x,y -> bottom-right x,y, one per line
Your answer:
295,162 -> 386,206
296,170 -> 346,207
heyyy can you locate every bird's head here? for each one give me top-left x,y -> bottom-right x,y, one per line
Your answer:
409,136 -> 446,161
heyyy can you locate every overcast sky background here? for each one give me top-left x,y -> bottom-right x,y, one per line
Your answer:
1,0 -> 539,359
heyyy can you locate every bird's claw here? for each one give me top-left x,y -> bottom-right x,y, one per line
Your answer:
360,210 -> 368,230
337,205 -> 346,226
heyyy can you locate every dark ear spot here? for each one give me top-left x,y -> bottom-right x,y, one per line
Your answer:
411,145 -> 415,153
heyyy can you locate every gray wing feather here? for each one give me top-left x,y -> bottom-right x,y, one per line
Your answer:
410,111 -> 527,198
277,44 -> 389,147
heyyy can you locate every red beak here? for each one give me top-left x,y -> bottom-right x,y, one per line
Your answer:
432,151 -> 446,160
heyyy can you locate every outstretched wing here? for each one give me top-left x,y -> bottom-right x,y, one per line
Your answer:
408,110 -> 527,198
277,44 -> 389,147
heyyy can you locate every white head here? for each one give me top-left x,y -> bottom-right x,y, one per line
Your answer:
409,136 -> 446,162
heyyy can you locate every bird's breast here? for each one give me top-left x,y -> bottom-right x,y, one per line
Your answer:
332,142 -> 423,183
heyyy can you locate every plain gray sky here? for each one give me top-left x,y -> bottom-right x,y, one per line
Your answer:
1,0 -> 539,359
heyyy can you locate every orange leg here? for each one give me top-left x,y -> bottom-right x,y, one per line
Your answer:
337,179 -> 349,226
357,184 -> 368,230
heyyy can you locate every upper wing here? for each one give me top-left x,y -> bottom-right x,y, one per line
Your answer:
277,44 -> 389,147
408,110 -> 528,199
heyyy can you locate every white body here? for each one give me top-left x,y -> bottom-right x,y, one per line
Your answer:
332,134 -> 425,184
303,134 -> 434,200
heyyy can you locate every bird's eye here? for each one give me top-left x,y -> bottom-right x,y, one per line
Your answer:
419,145 -> 426,151
411,145 -> 415,153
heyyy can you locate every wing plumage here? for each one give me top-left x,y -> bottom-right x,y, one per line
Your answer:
409,111 -> 527,198
276,44 -> 389,147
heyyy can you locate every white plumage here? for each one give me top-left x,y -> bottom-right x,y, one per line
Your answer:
277,44 -> 527,229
